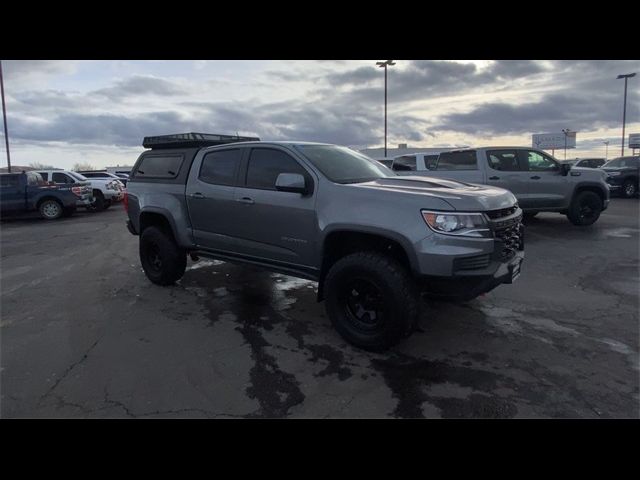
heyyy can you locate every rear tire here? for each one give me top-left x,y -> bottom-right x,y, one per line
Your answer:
39,199 -> 63,220
622,179 -> 637,198
567,191 -> 603,226
324,251 -> 418,351
139,226 -> 187,286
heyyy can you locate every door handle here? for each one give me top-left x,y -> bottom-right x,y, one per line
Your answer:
530,176 -> 541,180
489,176 -> 500,180
190,192 -> 205,199
237,197 -> 254,205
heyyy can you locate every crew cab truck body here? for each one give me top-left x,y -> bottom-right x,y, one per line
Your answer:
1,171 -> 80,220
601,156 -> 639,198
126,133 -> 525,350
33,170 -> 93,208
415,147 -> 610,226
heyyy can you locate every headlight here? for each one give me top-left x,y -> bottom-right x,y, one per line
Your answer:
421,210 -> 491,238
607,171 -> 621,176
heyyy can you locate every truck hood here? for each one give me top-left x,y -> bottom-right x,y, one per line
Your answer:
570,166 -> 608,180
353,176 -> 518,211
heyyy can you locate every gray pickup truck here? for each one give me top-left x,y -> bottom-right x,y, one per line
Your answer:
396,147 -> 610,226
125,133 -> 525,350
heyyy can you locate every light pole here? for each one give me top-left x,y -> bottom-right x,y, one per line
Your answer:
562,128 -> 571,160
0,60 -> 11,173
376,60 -> 395,158
617,72 -> 636,157
603,140 -> 609,160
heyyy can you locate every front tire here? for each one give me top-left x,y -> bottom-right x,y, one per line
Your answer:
567,191 -> 603,226
39,199 -> 63,220
139,226 -> 187,285
622,179 -> 637,198
324,252 -> 418,351
87,191 -> 107,212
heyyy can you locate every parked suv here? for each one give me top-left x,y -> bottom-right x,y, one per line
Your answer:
416,147 -> 610,226
125,133 -> 525,350
601,156 -> 639,198
73,170 -> 124,210
574,158 -> 606,169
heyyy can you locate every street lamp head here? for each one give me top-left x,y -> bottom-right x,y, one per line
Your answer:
376,60 -> 396,67
617,73 -> 636,79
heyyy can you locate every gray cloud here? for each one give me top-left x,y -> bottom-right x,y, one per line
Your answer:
5,60 -> 639,154
94,75 -> 184,100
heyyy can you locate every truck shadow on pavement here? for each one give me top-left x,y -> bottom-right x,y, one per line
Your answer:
176,260 -> 545,419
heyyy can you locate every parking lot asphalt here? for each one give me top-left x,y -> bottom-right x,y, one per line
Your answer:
1,199 -> 638,418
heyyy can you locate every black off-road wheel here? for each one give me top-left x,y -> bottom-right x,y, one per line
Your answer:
567,191 -> 603,226
324,251 -> 418,351
39,199 -> 63,220
621,179 -> 637,198
139,226 -> 187,286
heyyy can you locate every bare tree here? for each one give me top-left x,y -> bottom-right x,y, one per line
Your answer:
72,162 -> 96,172
28,161 -> 55,169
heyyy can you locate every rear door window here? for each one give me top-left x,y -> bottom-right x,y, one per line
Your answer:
392,155 -> 417,171
52,172 -> 72,183
522,150 -> 559,172
425,155 -> 439,169
39,172 -> 49,181
0,175 -> 19,187
134,155 -> 184,178
436,150 -> 477,171
199,149 -> 241,186
486,150 -> 522,171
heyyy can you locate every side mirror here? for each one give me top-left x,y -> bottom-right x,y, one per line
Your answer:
560,163 -> 571,176
275,173 -> 307,194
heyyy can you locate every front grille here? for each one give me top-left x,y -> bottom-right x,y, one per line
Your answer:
494,222 -> 523,260
454,254 -> 491,271
485,205 -> 518,219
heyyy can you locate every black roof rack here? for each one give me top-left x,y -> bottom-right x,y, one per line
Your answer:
142,132 -> 260,149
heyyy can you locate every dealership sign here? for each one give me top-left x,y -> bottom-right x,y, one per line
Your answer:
629,133 -> 640,149
532,132 -> 577,150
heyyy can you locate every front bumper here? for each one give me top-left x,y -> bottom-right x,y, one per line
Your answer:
104,190 -> 124,201
418,250 -> 524,301
75,195 -> 94,206
413,208 -> 524,300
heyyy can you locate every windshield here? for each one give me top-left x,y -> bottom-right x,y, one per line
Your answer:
603,157 -> 639,168
68,171 -> 88,181
295,144 -> 396,184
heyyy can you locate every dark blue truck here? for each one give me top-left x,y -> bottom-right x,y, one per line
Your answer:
1,171 -> 81,220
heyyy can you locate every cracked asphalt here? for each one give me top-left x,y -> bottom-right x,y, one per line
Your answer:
1,199 -> 638,418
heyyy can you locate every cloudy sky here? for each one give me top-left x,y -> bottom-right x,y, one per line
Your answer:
1,60 -> 638,169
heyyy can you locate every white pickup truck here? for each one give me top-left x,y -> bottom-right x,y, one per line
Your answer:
35,169 -> 124,211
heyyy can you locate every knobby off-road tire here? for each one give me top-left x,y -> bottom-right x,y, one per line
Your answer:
567,191 -> 603,226
139,226 -> 187,286
324,251 -> 419,351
